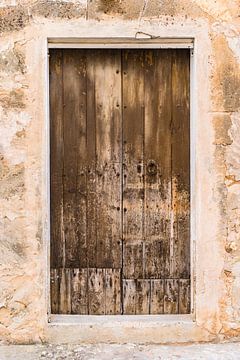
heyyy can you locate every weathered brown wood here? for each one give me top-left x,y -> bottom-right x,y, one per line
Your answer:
59,268 -> 72,314
123,242 -> 143,279
171,50 -> 190,279
135,280 -> 150,315
50,49 -> 190,315
50,268 -> 60,314
94,50 -> 122,268
150,279 -> 164,314
62,50 -> 88,268
122,279 -> 136,314
50,50 -> 64,268
71,268 -> 88,314
122,50 -> 145,280
105,269 -> 121,314
86,51 -> 97,269
144,50 -> 172,279
88,268 -> 105,315
164,279 -> 179,314
179,279 -> 191,314
75,52 -> 88,269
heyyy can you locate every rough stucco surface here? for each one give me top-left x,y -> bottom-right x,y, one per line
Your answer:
0,0 -> 240,345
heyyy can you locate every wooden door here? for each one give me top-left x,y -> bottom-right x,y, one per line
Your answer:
50,49 -> 190,315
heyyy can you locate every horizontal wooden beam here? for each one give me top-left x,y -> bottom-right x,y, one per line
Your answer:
48,37 -> 194,49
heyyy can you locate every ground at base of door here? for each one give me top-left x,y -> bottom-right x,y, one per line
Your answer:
1,342 -> 240,360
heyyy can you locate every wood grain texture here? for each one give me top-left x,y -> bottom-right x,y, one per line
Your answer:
87,50 -> 122,269
50,50 -> 64,268
144,50 -> 172,279
105,269 -> 121,314
170,50 -> 190,279
95,59 -> 122,268
164,279 -> 179,314
122,279 -> 136,314
59,268 -> 72,314
85,50 -> 97,269
150,279 -> 164,314
62,50 -> 88,268
135,280 -> 150,315
50,49 -> 190,315
71,268 -> 88,314
50,268 -> 60,314
179,279 -> 191,314
88,268 -> 105,315
122,50 -> 145,280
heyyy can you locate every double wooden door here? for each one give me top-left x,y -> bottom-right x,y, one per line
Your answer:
50,48 -> 190,315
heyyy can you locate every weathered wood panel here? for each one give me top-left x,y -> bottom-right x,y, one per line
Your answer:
123,242 -> 143,279
170,50 -> 190,279
50,49 -> 190,315
62,50 -> 88,268
95,75 -> 122,269
85,51 -> 97,269
122,279 -> 136,314
144,50 -> 172,279
88,268 -> 105,315
59,268 -> 72,314
179,279 -> 191,314
164,279 -> 179,314
87,50 -> 122,269
135,280 -> 150,315
50,50 -> 64,268
50,268 -> 60,314
122,50 -> 145,280
150,279 -> 164,314
71,268 -> 88,315
105,269 -> 121,314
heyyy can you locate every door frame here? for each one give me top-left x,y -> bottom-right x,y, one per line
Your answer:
45,37 -> 196,323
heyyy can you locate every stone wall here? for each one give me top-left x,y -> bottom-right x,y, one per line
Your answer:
0,0 -> 239,344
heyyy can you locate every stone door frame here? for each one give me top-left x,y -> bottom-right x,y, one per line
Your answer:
43,36 -> 199,343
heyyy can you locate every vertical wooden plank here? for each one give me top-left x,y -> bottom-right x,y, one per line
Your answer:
135,280 -> 150,315
122,49 -> 145,279
50,49 -> 64,269
86,50 -> 97,268
171,50 -> 190,280
75,51 -> 88,269
179,279 -> 191,314
164,279 -> 179,314
94,50 -> 122,268
145,240 -> 163,279
122,279 -> 136,315
144,50 -> 172,279
59,268 -> 72,314
71,269 -> 88,314
88,268 -> 105,315
123,242 -> 143,279
50,268 -> 60,314
62,50 -> 88,268
105,269 -> 121,315
150,279 -> 164,314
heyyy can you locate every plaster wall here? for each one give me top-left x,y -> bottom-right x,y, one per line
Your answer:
0,0 -> 240,344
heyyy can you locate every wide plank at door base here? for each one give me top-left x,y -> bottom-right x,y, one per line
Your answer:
50,49 -> 190,315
